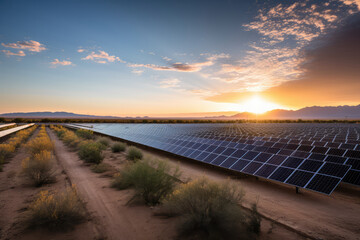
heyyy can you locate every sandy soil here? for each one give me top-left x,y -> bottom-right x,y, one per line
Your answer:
0,128 -> 96,240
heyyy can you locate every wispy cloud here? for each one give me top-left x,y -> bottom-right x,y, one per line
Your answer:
159,78 -> 181,88
131,69 -> 144,75
81,50 -> 125,64
50,59 -> 73,67
77,48 -> 85,53
1,40 -> 46,52
340,0 -> 360,10
1,50 -> 26,57
128,53 -> 229,72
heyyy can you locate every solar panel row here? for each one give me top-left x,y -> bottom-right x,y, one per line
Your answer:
68,123 -> 360,194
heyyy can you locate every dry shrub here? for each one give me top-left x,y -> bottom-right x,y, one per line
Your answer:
97,137 -> 111,148
111,142 -> 126,153
27,126 -> 54,155
112,158 -> 180,205
78,140 -> 104,164
27,186 -> 85,230
22,150 -> 55,186
76,129 -> 94,140
162,177 -> 260,240
126,146 -> 143,161
62,131 -> 80,148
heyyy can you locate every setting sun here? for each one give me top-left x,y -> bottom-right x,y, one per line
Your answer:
240,95 -> 283,114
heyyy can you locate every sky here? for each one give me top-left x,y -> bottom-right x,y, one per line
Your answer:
0,0 -> 359,117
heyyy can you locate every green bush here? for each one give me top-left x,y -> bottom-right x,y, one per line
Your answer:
162,177 -> 260,239
112,158 -> 180,205
111,142 -> 126,153
76,129 -> 94,140
90,162 -> 111,173
28,186 -> 84,229
126,146 -> 143,161
22,150 -> 55,187
78,141 -> 103,164
97,137 -> 111,149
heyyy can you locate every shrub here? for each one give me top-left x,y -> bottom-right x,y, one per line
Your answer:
26,136 -> 54,156
78,141 -> 103,164
90,162 -> 110,173
126,146 -> 143,161
76,129 -> 94,140
27,186 -> 84,229
97,137 -> 111,148
111,142 -> 126,153
62,131 -> 80,148
162,177 -> 260,239
22,150 -> 55,187
112,158 -> 180,205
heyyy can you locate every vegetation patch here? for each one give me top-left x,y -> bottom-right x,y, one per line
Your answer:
126,146 -> 143,161
112,158 -> 180,205
76,129 -> 94,140
26,126 -> 54,156
162,177 -> 260,240
78,140 -> 104,164
27,186 -> 85,230
111,142 -> 126,153
97,137 -> 111,149
22,150 -> 55,187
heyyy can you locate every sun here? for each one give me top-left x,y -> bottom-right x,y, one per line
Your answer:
240,95 -> 282,114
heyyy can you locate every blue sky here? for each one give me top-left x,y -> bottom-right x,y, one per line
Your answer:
1,0 -> 359,116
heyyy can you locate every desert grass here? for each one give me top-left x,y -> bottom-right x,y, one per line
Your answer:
112,158 -> 180,205
126,146 -> 143,161
111,142 -> 126,153
27,185 -> 85,230
78,140 -> 104,164
75,129 -> 94,140
26,126 -> 54,156
22,150 -> 55,187
162,177 -> 260,239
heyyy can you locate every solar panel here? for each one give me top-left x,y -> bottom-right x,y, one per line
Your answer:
68,123 -> 360,194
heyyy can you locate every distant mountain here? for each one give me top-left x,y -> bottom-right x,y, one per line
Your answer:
1,105 -> 360,119
0,111 -> 122,119
226,105 -> 360,119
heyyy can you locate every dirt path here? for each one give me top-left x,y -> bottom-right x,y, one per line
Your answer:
47,128 -> 176,240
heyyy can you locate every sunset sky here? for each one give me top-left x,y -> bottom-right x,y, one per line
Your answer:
1,0 -> 359,117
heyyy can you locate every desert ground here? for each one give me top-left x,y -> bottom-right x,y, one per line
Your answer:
0,125 -> 359,240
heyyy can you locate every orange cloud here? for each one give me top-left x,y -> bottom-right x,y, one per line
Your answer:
1,50 -> 26,56
50,59 -> 73,66
1,40 -> 46,52
82,50 -> 125,64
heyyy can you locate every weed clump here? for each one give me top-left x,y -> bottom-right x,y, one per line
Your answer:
111,142 -> 126,153
97,137 -> 111,149
112,158 -> 180,205
22,150 -> 55,187
162,177 -> 260,239
78,141 -> 104,164
76,129 -> 94,140
27,186 -> 85,230
126,146 -> 143,161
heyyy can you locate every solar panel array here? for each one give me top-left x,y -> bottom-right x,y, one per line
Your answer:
69,123 -> 360,195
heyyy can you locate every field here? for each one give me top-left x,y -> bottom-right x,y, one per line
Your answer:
0,123 -> 359,240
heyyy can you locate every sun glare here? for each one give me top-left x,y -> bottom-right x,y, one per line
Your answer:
240,95 -> 282,114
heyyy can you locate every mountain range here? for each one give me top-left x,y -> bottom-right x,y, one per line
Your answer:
1,105 -> 360,119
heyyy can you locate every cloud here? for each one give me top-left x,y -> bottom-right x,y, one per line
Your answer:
159,78 -> 181,88
82,50 -> 125,64
131,69 -> 144,75
1,40 -> 46,52
77,49 -> 85,53
206,13 -> 360,108
50,59 -> 73,66
128,53 -> 229,72
2,50 -> 26,57
340,0 -> 360,10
